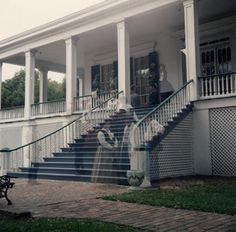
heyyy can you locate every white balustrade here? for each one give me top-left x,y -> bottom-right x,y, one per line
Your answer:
0,92 -> 122,174
199,73 -> 236,99
73,92 -> 112,113
31,100 -> 66,117
132,80 -> 193,148
73,95 -> 92,113
0,106 -> 24,121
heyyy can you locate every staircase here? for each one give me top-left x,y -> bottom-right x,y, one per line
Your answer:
6,80 -> 194,185
8,107 -> 155,185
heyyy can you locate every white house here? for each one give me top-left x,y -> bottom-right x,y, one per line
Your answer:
0,0 -> 235,184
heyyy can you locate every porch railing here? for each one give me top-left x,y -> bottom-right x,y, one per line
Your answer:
132,80 -> 193,147
73,92 -> 113,113
73,95 -> 92,112
0,106 -> 24,121
199,72 -> 236,99
31,99 -> 66,117
0,91 -> 123,174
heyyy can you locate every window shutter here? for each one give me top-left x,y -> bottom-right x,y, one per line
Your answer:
112,61 -> 118,91
130,57 -> 134,86
148,51 -> 160,103
148,51 -> 159,82
91,65 -> 100,92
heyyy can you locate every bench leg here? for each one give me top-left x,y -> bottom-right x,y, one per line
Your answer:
5,194 -> 12,205
2,186 -> 13,205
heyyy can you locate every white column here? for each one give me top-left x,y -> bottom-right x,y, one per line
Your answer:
24,50 -> 35,119
0,63 -> 2,109
65,38 -> 77,115
39,69 -> 48,103
117,20 -> 130,103
183,0 -> 200,101
22,125 -> 33,167
78,75 -> 84,97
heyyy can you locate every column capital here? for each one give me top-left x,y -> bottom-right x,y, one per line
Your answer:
38,67 -> 49,73
25,49 -> 37,58
183,0 -> 198,8
65,36 -> 79,45
116,18 -> 129,29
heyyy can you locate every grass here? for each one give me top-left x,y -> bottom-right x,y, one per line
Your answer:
102,181 -> 236,215
0,214 -> 140,232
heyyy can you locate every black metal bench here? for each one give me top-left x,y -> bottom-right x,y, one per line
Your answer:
0,175 -> 15,205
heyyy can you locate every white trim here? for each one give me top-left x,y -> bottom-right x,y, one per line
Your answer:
94,41 -> 155,65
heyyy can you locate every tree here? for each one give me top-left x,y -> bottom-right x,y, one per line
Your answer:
1,69 -> 66,108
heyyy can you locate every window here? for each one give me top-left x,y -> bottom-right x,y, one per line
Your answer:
200,37 -> 232,76
101,63 -> 113,92
133,55 -> 150,105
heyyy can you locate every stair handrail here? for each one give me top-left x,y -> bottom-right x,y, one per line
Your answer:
0,91 -> 123,173
0,91 -> 123,153
132,80 -> 193,148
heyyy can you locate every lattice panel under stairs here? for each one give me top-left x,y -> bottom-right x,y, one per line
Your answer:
210,107 -> 236,176
150,113 -> 194,180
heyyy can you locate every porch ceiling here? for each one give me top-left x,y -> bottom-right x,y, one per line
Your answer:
3,0 -> 236,72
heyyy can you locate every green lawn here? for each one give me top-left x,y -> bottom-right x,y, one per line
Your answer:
0,216 -> 140,232
102,181 -> 236,215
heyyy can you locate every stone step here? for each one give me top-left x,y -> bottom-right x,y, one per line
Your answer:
43,156 -> 130,163
53,151 -> 129,158
20,167 -> 128,177
31,161 -> 130,170
8,172 -> 128,185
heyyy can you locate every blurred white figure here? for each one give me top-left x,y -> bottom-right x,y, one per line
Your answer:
117,95 -> 138,121
108,90 -> 118,112
144,119 -> 165,141
121,109 -> 136,159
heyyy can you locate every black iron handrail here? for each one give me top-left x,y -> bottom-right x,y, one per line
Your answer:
135,79 -> 193,128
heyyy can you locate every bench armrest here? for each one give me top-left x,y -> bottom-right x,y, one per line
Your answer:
0,175 -> 13,185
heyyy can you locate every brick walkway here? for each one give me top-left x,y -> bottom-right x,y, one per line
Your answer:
1,179 -> 235,232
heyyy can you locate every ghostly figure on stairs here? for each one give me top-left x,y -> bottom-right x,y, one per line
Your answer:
144,119 -> 165,142
91,122 -> 118,183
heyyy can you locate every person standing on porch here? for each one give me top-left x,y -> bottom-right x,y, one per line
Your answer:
130,85 -> 140,108
149,84 -> 159,106
159,64 -> 174,101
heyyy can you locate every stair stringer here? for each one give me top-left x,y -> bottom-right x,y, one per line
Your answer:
149,105 -> 194,182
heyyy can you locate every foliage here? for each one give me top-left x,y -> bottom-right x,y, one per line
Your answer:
1,70 -> 26,108
0,217 -> 140,232
102,181 -> 236,215
1,69 -> 65,108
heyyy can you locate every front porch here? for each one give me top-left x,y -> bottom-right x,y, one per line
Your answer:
1,71 -> 236,122
0,0 -> 235,123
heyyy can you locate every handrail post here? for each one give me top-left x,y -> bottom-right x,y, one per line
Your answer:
0,152 -> 10,175
141,143 -> 152,187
